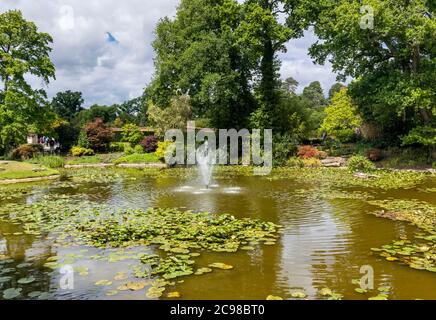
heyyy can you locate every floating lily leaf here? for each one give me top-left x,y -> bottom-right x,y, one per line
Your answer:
167,292 -> 181,298
209,263 -> 233,270
117,281 -> 149,291
114,272 -> 128,281
28,291 -> 43,298
3,288 -> 22,299
18,276 -> 36,284
0,276 -> 12,283
377,286 -> 391,292
146,286 -> 165,299
319,288 -> 333,296
368,295 -> 388,300
95,280 -> 112,286
241,246 -> 255,251
291,292 -> 307,299
194,267 -> 213,275
266,295 -> 283,300
355,288 -> 367,294
105,290 -> 118,296
16,262 -> 32,268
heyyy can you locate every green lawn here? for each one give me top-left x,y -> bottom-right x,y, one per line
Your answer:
65,153 -> 123,165
0,161 -> 59,180
112,153 -> 161,164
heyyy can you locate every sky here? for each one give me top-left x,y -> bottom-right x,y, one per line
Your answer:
0,0 -> 340,107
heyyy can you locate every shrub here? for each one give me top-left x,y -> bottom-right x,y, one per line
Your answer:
30,156 -> 64,168
77,130 -> 90,148
156,141 -> 175,162
110,142 -> 131,153
84,118 -> 113,152
71,146 -> 94,157
286,157 -> 322,168
124,145 -> 135,155
12,144 -> 43,160
273,134 -> 298,166
121,124 -> 143,146
366,148 -> 383,162
297,145 -> 324,159
134,145 -> 144,154
347,155 -> 376,172
433,162 -> 436,169
140,135 -> 158,153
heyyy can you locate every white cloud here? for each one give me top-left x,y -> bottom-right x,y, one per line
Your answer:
1,1 -> 339,106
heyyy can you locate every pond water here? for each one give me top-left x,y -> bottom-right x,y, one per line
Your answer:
0,168 -> 435,300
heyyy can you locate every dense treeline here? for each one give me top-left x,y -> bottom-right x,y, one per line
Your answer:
0,1 -> 434,162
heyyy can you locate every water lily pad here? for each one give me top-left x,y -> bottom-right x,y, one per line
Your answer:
18,276 -> 36,284
355,288 -> 367,294
319,288 -> 332,296
194,267 -> 213,275
241,246 -> 255,251
28,291 -> 43,298
291,292 -> 307,299
167,291 -> 181,298
266,295 -> 283,300
368,295 -> 388,300
377,286 -> 391,292
117,281 -> 148,291
114,272 -> 128,281
209,263 -> 233,270
16,262 -> 32,268
105,290 -> 118,296
0,276 -> 12,283
3,288 -> 22,299
95,280 -> 112,286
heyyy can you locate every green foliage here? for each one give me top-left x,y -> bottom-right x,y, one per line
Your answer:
51,91 -> 84,121
299,0 -> 435,141
401,126 -> 436,149
156,141 -> 175,161
53,121 -> 80,153
272,134 -> 298,166
320,88 -> 362,142
110,142 -> 131,153
29,156 -> 64,168
113,153 -> 160,164
0,10 -> 56,153
121,124 -> 143,146
301,81 -> 327,109
70,146 -> 94,157
123,145 -> 135,155
134,145 -> 144,154
77,130 -> 90,149
73,104 -> 118,126
347,155 -> 376,173
147,95 -> 192,138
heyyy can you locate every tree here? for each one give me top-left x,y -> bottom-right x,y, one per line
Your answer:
287,0 -> 435,141
117,96 -> 147,125
73,104 -> 118,126
301,81 -> 327,109
328,83 -> 344,101
147,95 -> 192,139
0,10 -> 55,153
53,120 -> 80,152
281,77 -> 299,94
148,0 -> 257,129
83,118 -> 113,152
320,88 -> 362,142
51,91 -> 84,121
121,124 -> 143,146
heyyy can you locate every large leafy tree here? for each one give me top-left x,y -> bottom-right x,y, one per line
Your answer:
0,10 -> 55,152
148,0 -> 256,129
51,90 -> 84,121
286,0 -> 435,142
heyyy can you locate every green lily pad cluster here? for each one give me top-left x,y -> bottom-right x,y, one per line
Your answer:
371,236 -> 436,272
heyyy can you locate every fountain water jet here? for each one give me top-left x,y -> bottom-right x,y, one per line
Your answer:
196,140 -> 214,188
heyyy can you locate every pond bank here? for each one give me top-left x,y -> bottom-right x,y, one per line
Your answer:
64,162 -> 167,169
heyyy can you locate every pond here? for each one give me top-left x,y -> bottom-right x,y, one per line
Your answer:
0,167 -> 435,300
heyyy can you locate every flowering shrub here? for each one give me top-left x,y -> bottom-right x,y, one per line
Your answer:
12,144 -> 43,160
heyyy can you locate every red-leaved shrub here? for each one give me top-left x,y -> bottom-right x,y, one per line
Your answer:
140,135 -> 158,153
366,148 -> 383,162
84,118 -> 113,152
297,145 -> 324,159
12,144 -> 43,160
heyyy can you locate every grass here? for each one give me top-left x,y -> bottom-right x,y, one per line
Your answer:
0,161 -> 59,180
113,153 -> 160,164
66,153 -> 123,165
27,155 -> 65,168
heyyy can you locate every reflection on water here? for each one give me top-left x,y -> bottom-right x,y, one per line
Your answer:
0,170 -> 435,300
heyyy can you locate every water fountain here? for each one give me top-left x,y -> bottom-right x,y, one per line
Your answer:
196,140 -> 214,188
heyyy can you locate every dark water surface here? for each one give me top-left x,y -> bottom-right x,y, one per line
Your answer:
0,168 -> 435,300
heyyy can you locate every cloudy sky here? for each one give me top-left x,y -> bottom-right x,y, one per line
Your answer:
0,0 -> 339,107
